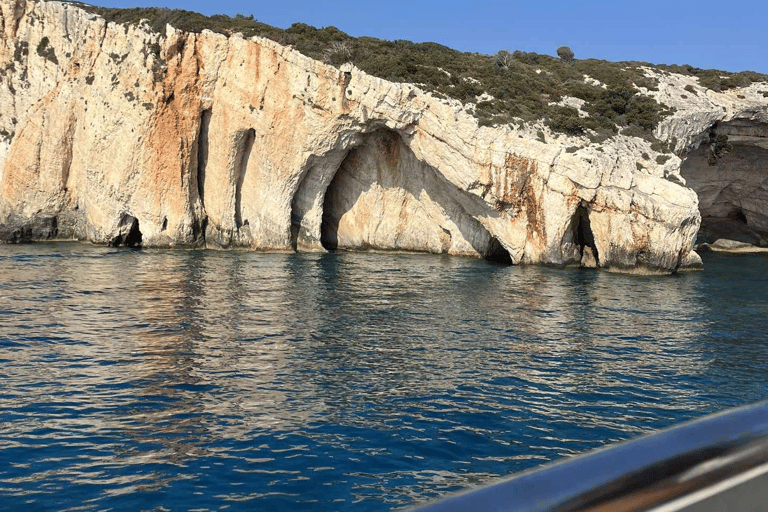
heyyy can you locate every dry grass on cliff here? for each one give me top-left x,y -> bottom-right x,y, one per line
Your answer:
74,2 -> 767,146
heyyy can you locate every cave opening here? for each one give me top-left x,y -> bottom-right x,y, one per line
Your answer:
317,129 -> 516,265
192,216 -> 207,244
110,215 -> 142,248
484,237 -> 512,265
235,128 -> 255,229
196,109 -> 212,208
680,121 -> 768,246
123,218 -> 142,247
319,168 -> 342,251
726,206 -> 748,224
289,148 -> 354,252
573,205 -> 598,266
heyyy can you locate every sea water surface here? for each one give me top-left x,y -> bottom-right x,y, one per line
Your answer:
1,243 -> 767,511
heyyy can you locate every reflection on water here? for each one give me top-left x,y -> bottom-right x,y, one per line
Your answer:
1,244 -> 767,511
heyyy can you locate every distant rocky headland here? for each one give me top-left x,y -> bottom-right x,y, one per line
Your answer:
0,0 -> 766,273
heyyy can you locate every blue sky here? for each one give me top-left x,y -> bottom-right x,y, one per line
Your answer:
92,0 -> 767,74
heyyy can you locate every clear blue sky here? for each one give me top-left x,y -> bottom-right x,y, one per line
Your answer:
92,0 -> 767,74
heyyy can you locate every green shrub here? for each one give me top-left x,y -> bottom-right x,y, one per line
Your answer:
654,64 -> 766,92
651,137 -> 676,154
585,84 -> 635,119
72,2 -> 767,139
478,118 -> 493,127
684,84 -> 697,95
695,70 -> 753,91
656,155 -> 671,164
626,95 -> 672,130
711,133 -> 732,157
13,41 -> 28,62
563,80 -> 600,102
557,46 -> 574,62
633,75 -> 659,91
547,106 -> 585,134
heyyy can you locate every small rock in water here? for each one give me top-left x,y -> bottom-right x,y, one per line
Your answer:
711,239 -> 755,250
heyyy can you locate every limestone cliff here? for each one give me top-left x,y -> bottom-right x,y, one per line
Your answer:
0,1 -> 763,273
645,71 -> 768,247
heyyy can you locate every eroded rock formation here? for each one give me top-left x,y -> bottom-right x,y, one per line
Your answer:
2,0 -> 764,273
680,121 -> 768,246
647,71 -> 768,247
319,129 -> 510,261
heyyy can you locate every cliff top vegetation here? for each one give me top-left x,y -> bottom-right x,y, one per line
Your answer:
70,2 -> 768,147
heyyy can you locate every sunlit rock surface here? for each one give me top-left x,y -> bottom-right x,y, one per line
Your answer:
2,1 -> 765,272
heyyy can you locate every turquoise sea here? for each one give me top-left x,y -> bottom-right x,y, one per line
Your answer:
1,244 -> 767,511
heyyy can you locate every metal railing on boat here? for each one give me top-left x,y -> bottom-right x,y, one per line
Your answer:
410,400 -> 768,512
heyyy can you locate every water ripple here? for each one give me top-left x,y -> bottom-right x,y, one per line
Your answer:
0,245 -> 767,510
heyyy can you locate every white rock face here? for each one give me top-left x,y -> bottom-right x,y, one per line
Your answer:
2,0 -> 756,274
648,69 -> 768,154
321,130 -> 505,259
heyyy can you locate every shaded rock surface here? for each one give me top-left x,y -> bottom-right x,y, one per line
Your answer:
2,1 -> 764,273
647,69 -> 768,252
696,217 -> 768,248
679,125 -> 768,246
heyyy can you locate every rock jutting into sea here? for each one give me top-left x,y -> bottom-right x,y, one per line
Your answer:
0,0 -> 766,273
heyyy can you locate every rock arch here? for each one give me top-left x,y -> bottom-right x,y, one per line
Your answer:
290,147 -> 353,252
311,129 -> 511,263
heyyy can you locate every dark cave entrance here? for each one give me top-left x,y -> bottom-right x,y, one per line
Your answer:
319,168 -> 342,251
318,129 -> 516,265
573,205 -> 598,266
110,215 -> 142,248
196,109 -> 212,208
484,237 -> 513,265
680,124 -> 768,246
726,206 -> 748,224
235,128 -> 256,229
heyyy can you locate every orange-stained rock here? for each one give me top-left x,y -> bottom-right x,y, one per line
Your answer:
4,0 -> 765,273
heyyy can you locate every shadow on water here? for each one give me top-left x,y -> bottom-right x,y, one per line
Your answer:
0,245 -> 767,510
